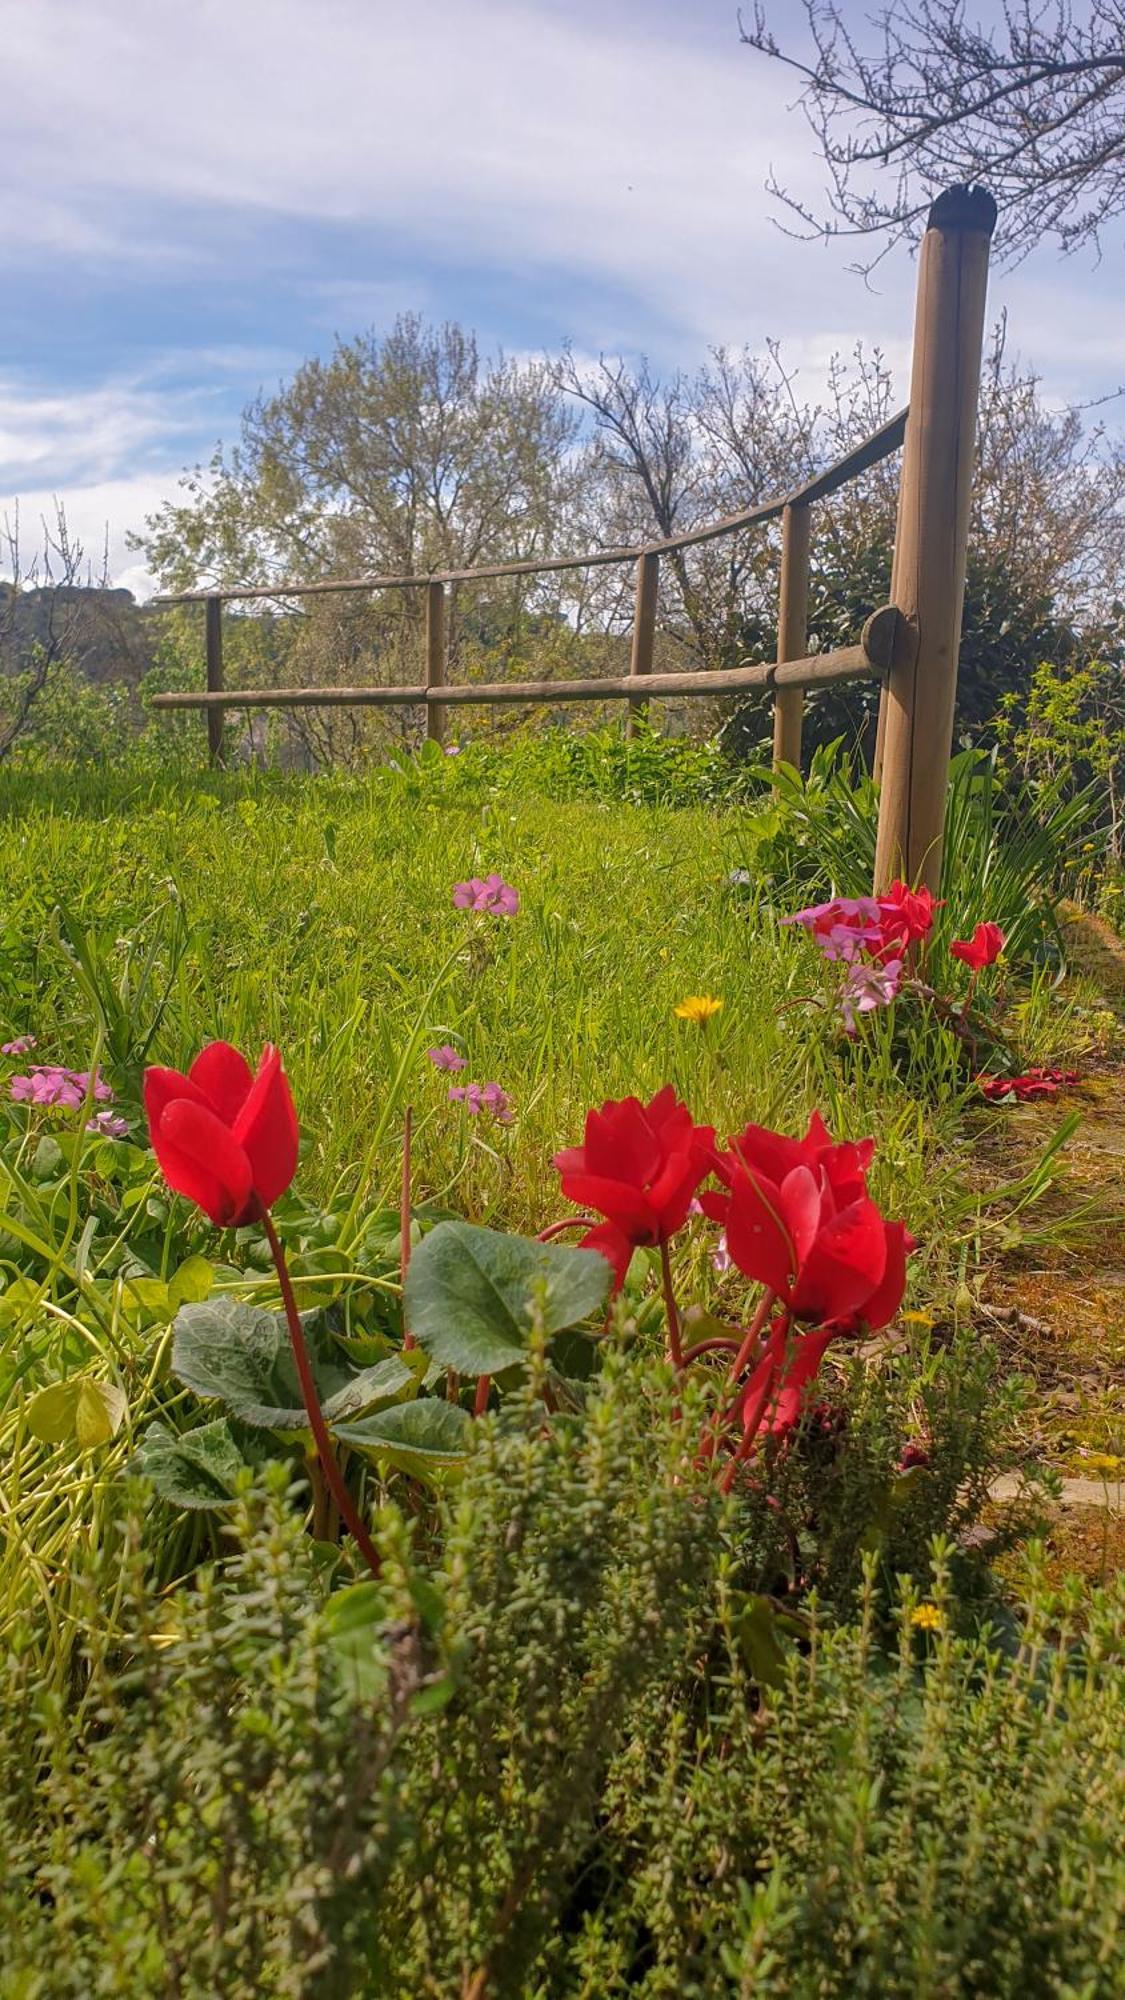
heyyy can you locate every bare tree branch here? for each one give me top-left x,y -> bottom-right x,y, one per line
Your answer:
742,1 -> 1125,268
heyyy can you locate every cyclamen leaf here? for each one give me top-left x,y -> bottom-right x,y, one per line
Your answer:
403,1222 -> 611,1376
132,1417 -> 253,1509
171,1297 -> 417,1431
334,1399 -> 474,1483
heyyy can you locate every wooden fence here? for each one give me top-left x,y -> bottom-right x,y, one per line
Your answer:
152,185 -> 997,894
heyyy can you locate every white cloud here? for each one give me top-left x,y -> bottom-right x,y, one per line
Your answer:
0,0 -> 844,348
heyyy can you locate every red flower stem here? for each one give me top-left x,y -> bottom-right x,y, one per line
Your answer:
473,1373 -> 491,1417
679,1335 -> 742,1365
727,1290 -> 778,1384
401,1103 -> 415,1350
719,1365 -> 776,1496
537,1216 -> 596,1242
660,1238 -> 683,1370
261,1209 -> 382,1582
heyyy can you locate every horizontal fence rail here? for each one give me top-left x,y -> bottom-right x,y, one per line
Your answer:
151,609 -> 900,714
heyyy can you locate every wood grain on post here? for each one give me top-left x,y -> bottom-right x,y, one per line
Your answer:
205,595 -> 225,767
424,580 -> 447,745
626,550 -> 659,738
772,501 -> 811,770
873,185 -> 997,893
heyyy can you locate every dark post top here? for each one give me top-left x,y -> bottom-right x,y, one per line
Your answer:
927,185 -> 998,235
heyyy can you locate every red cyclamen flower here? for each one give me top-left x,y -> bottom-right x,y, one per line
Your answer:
144,1041 -> 298,1226
873,879 -> 943,962
702,1112 -> 911,1331
554,1085 -> 715,1288
950,921 -> 1005,972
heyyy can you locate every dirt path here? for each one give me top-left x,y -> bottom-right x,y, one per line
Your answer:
980,908 -> 1124,1578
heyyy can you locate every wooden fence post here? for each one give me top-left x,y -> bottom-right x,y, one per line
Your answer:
626,550 -> 659,739
425,580 -> 447,745
772,501 -> 811,770
873,185 -> 997,893
205,595 -> 225,768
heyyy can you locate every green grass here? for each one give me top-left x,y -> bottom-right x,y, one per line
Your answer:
1,765 -> 971,1240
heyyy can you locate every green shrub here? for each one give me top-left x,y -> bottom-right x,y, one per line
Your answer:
4,1355 -> 1117,1999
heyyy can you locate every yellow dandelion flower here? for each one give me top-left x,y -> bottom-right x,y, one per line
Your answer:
674,994 -> 724,1026
910,1603 -> 944,1632
1081,1452 -> 1122,1476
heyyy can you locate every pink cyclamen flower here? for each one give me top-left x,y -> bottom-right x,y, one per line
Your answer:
711,1230 -> 732,1275
782,897 -> 886,964
2,1036 -> 36,1056
444,743 -> 462,756
87,1109 -> 129,1138
839,957 -> 903,1035
452,873 -> 519,916
428,1045 -> 468,1072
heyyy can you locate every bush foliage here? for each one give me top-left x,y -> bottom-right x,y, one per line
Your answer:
3,1358 -> 1121,1998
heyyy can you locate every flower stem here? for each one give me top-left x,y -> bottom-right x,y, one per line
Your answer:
679,1335 -> 742,1366
262,1209 -> 382,1582
401,1103 -> 415,1350
659,1238 -> 683,1370
719,1362 -> 776,1495
537,1215 -> 596,1242
473,1374 -> 491,1417
727,1289 -> 777,1384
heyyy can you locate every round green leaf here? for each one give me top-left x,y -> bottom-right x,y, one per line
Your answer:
334,1398 -> 474,1483
403,1221 -> 611,1376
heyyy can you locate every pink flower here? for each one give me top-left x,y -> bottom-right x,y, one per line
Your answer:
448,1079 -> 514,1123
839,957 -> 903,1035
444,743 -> 462,756
2,1036 -> 36,1055
782,896 -> 885,965
10,1065 -> 113,1110
428,1045 -> 468,1071
711,1230 -> 732,1275
452,873 -> 519,916
480,1082 -> 514,1124
87,1109 -> 130,1139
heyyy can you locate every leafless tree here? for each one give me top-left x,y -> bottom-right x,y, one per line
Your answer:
0,502 -> 110,761
742,1 -> 1125,267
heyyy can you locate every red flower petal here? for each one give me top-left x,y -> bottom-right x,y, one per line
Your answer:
157,1098 -> 254,1227
189,1040 -> 255,1124
723,1170 -> 794,1297
578,1219 -> 635,1292
760,1324 -> 838,1436
779,1164 -> 824,1269
554,1170 -> 656,1238
143,1065 -> 211,1145
231,1045 -> 299,1210
789,1196 -> 888,1324
860,1218 -> 910,1331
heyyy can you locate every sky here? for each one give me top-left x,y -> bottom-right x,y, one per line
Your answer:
2,0 -> 1122,598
